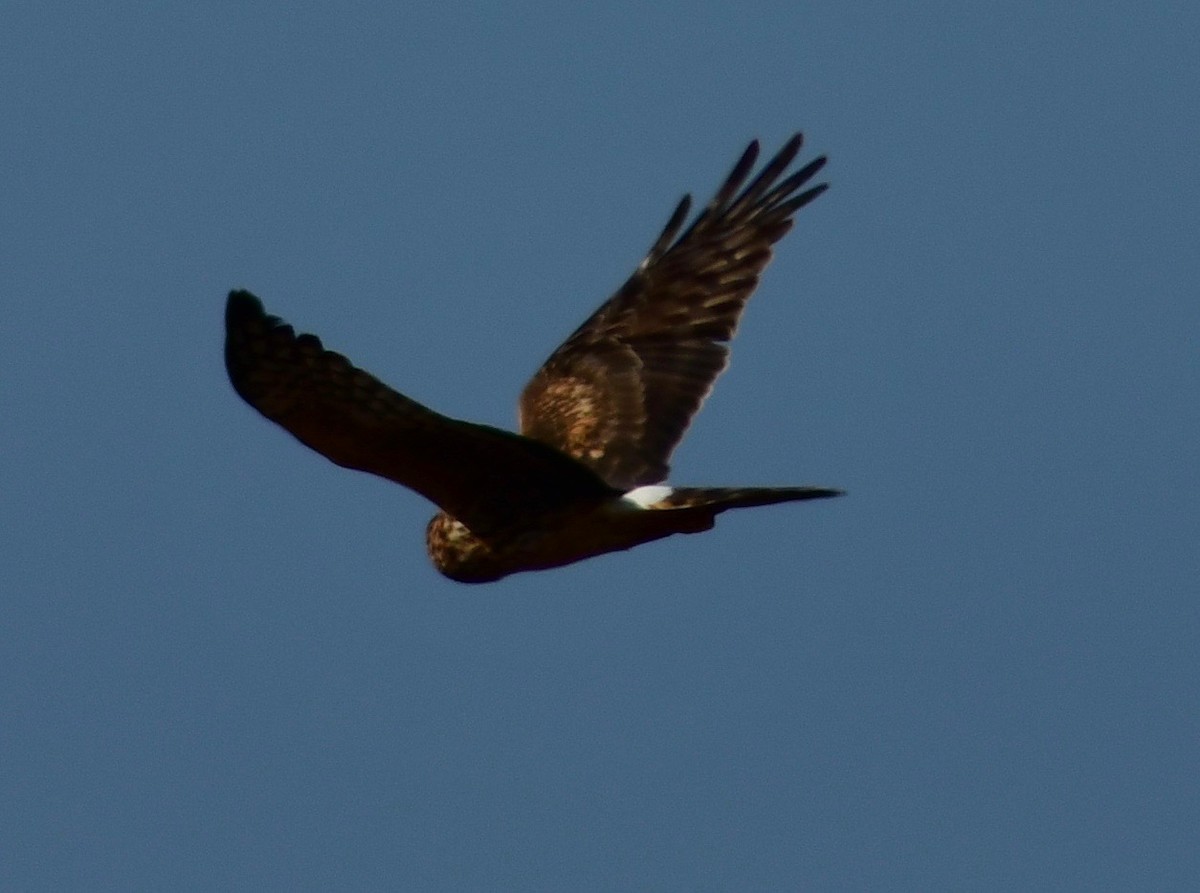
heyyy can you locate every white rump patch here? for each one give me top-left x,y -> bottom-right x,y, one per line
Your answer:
620,485 -> 674,509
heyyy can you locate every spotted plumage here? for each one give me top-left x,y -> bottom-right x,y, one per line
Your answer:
225,133 -> 842,583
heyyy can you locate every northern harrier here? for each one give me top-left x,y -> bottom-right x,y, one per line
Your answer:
225,133 -> 841,583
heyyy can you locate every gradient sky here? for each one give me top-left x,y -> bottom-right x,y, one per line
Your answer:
3,3 -> 1197,890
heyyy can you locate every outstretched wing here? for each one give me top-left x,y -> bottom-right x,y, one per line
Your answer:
519,134 -> 827,490
225,290 -> 614,539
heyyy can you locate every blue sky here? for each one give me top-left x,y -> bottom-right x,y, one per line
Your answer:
3,3 -> 1197,890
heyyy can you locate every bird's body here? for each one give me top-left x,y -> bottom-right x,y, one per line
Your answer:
424,485 -> 829,583
225,133 -> 841,583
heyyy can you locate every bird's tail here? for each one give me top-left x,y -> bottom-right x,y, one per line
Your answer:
656,486 -> 843,514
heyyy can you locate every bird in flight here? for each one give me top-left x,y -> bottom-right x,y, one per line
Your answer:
225,133 -> 841,583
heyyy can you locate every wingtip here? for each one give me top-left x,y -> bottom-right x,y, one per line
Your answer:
226,289 -> 267,324
227,288 -> 261,306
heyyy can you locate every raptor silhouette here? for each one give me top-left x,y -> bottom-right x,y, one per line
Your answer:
225,133 -> 841,582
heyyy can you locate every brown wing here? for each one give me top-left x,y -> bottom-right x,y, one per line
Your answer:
225,290 -> 614,539
519,133 -> 827,490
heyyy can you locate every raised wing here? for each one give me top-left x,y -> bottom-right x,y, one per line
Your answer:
225,291 -> 614,539
519,134 -> 827,490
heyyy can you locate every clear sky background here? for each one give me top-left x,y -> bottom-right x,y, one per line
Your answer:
3,3 -> 1197,890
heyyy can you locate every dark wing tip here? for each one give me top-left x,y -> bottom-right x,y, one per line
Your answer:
226,289 -> 269,326
224,289 -> 301,404
789,154 -> 829,187
643,194 -> 694,268
735,138 -> 762,173
227,288 -> 260,307
776,182 -> 830,217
